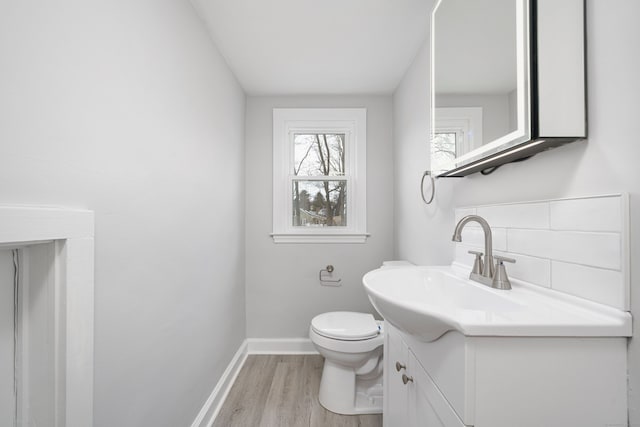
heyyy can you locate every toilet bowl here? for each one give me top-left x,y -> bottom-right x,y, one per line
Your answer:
309,311 -> 384,415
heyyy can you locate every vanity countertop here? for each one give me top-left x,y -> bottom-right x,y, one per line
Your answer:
363,265 -> 632,342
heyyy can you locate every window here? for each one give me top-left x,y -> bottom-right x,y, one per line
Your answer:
431,107 -> 483,173
272,108 -> 367,243
431,131 -> 460,170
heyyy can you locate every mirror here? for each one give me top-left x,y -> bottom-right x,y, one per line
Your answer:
431,0 -> 586,177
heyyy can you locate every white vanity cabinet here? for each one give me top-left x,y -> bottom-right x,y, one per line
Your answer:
384,324 -> 410,426
384,323 -> 628,427
408,351 -> 464,427
385,324 -> 464,427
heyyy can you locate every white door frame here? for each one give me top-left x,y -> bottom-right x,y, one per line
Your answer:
0,206 -> 94,427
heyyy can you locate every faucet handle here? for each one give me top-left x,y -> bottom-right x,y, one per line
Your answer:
492,255 -> 516,290
494,255 -> 516,264
468,250 -> 484,275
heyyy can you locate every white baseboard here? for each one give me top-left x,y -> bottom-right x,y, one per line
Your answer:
190,340 -> 248,427
247,338 -> 319,354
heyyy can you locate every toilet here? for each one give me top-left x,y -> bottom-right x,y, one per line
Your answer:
309,311 -> 384,415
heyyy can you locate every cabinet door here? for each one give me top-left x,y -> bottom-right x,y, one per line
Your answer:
384,325 -> 410,427
408,352 -> 465,427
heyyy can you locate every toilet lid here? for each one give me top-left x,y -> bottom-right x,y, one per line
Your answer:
311,312 -> 380,340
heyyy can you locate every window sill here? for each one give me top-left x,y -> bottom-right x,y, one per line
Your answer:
271,233 -> 370,244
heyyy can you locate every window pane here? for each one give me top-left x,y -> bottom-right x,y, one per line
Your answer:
293,133 -> 345,176
431,132 -> 457,169
292,180 -> 347,227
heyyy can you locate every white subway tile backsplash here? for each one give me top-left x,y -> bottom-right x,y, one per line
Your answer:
477,202 -> 549,229
455,244 -> 482,268
494,251 -> 551,288
461,227 -> 507,251
549,231 -> 621,270
550,196 -> 622,232
507,229 -> 620,270
552,261 -> 626,310
454,194 -> 627,310
492,228 -> 507,251
506,229 -> 552,257
460,227 -> 482,248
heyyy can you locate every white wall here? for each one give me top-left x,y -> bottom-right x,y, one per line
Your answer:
245,96 -> 394,338
393,0 -> 640,421
0,2 -> 246,426
393,25 -> 456,267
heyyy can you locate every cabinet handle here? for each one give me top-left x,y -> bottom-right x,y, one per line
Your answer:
402,374 -> 414,384
395,361 -> 406,372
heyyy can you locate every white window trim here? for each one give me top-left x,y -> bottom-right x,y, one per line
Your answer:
271,108 -> 368,243
435,107 -> 483,153
433,107 -> 483,172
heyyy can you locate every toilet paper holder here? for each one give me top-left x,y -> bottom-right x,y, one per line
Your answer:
319,265 -> 342,286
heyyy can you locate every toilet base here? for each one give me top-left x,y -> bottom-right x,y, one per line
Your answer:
318,359 -> 383,415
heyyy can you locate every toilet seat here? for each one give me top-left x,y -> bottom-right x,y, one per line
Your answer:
311,311 -> 380,341
309,311 -> 385,415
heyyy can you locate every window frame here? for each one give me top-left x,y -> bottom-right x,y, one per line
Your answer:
272,108 -> 368,243
432,107 -> 483,173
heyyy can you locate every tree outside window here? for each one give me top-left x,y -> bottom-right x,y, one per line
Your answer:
292,133 -> 347,227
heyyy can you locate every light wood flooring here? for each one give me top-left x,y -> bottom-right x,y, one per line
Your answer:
213,355 -> 383,427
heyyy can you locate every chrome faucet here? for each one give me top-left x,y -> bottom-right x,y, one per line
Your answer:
452,215 -> 515,289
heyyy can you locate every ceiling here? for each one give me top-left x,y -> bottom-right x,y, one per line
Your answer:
191,0 -> 432,95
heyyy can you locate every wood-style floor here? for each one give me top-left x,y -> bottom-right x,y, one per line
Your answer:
213,355 -> 383,427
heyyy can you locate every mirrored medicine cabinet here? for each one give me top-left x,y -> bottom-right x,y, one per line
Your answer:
430,0 -> 587,177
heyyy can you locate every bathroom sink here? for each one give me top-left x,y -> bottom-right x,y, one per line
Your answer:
362,266 -> 632,342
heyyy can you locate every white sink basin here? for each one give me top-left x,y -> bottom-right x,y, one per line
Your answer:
362,266 -> 632,342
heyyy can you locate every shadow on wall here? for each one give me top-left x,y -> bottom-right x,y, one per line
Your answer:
457,141 -> 589,206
